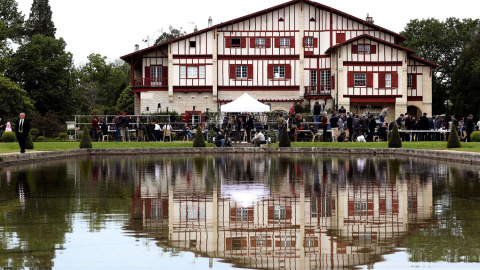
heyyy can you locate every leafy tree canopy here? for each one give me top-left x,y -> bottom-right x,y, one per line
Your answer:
0,0 -> 25,43
25,0 -> 56,38
400,18 -> 480,115
0,75 -> 34,118
116,85 -> 134,114
7,34 -> 73,118
154,26 -> 186,45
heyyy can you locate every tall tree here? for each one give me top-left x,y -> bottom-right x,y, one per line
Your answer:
154,26 -> 186,45
451,32 -> 480,117
7,34 -> 74,118
116,85 -> 134,114
73,54 -> 129,114
0,75 -> 34,118
0,0 -> 25,73
25,0 -> 56,38
400,18 -> 480,114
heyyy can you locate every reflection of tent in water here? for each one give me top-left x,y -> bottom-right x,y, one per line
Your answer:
221,183 -> 270,207
220,93 -> 270,113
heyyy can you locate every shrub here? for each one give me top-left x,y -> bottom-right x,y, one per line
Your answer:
193,126 -> 206,147
388,123 -> 402,148
79,125 -> 92,149
470,131 -> 480,142
25,132 -> 34,149
266,129 -> 277,143
1,131 -> 16,142
447,125 -> 461,148
30,128 -> 39,140
58,132 -> 68,141
36,136 -> 46,142
278,124 -> 291,147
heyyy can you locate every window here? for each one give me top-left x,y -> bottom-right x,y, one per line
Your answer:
231,38 -> 241,47
274,206 -> 286,220
353,44 -> 376,54
358,44 -> 371,53
236,207 -> 249,221
151,66 -> 162,85
320,70 -> 331,93
180,65 -> 206,79
354,73 -> 366,86
232,237 -> 242,250
280,38 -> 290,47
304,37 -> 313,47
407,75 -> 413,88
385,73 -> 392,87
274,65 -> 285,78
236,66 -> 248,79
310,70 -> 317,86
354,200 -> 367,216
255,38 -> 265,46
189,41 -> 196,48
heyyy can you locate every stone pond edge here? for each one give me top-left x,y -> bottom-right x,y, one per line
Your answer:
0,147 -> 474,166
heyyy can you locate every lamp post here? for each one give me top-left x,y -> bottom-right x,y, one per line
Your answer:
157,103 -> 161,114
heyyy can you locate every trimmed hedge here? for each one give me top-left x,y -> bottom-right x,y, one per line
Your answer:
278,124 -> 291,147
388,123 -> 402,148
447,125 -> 461,148
79,125 -> 92,149
193,126 -> 206,147
470,131 -> 480,142
25,132 -> 34,149
1,131 -> 16,142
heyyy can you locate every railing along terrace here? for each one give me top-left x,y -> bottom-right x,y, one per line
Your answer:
132,78 -> 167,87
305,85 -> 331,96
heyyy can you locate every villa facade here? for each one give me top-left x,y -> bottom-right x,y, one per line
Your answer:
120,0 -> 437,118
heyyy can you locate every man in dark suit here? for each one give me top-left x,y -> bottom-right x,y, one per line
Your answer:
244,114 -> 255,142
15,112 -> 31,153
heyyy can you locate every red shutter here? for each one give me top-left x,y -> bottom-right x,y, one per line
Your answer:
265,37 -> 271,47
225,37 -> 231,48
286,206 -> 292,219
145,66 -> 151,86
336,33 -> 346,43
412,74 -> 417,89
313,38 -> 318,47
274,37 -> 280,47
379,72 -> 386,88
392,72 -> 399,87
331,75 -> 335,89
247,207 -> 254,222
162,66 -> 168,85
250,38 -> 255,48
241,37 -> 247,48
379,198 -> 386,215
290,37 -> 295,48
230,65 -> 236,79
370,45 -> 377,54
352,45 -> 358,54
268,206 -> 274,219
247,64 -> 253,79
367,73 -> 373,87
348,199 -> 354,216
267,65 -> 274,78
226,238 -> 232,250
347,73 -> 354,87
285,64 -> 292,79
230,208 -> 237,222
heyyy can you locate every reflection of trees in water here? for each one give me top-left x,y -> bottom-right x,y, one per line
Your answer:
406,168 -> 480,263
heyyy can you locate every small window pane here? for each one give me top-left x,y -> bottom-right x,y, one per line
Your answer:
255,38 -> 265,45
407,75 -> 413,88
231,38 -> 241,46
354,73 -> 366,86
199,66 -> 205,78
273,66 -> 285,78
280,38 -> 290,47
385,73 -> 392,87
304,37 -> 313,47
187,66 -> 198,78
236,66 -> 248,79
180,66 -> 186,79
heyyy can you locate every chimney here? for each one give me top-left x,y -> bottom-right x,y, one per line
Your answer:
366,13 -> 374,24
194,25 -> 198,32
208,16 -> 213,27
134,44 -> 139,51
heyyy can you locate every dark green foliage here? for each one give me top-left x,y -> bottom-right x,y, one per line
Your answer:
116,85 -> 134,114
79,125 -> 92,149
447,125 -> 461,148
267,129 -> 277,143
57,132 -> 67,141
25,131 -> 34,149
0,75 -> 35,118
193,126 -> 206,147
470,131 -> 480,142
31,110 -> 63,138
25,0 -> 56,38
278,124 -> 291,147
388,123 -> 402,148
36,135 -> 45,142
1,131 -> 16,142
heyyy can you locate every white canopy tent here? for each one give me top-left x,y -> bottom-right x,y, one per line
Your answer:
220,93 -> 270,113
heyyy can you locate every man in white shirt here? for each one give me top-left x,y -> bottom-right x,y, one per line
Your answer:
251,130 -> 265,147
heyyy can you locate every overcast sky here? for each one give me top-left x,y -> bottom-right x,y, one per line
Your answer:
16,0 -> 480,66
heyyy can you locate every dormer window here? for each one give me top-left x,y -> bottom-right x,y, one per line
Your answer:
231,38 -> 241,47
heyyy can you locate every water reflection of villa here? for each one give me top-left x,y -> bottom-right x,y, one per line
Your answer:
127,155 -> 433,269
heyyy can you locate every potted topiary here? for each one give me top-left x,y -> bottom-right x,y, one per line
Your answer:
470,131 -> 480,142
278,123 -> 291,147
193,126 -> 206,147
79,125 -> 92,149
447,125 -> 461,148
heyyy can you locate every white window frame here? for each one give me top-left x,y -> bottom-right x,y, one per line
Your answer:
255,38 -> 266,46
280,38 -> 290,47
358,44 -> 371,53
151,66 -> 162,85
310,70 -> 317,86
354,73 -> 367,86
236,65 -> 248,79
274,205 -> 286,220
180,65 -> 206,79
273,65 -> 285,79
304,37 -> 314,47
385,73 -> 392,87
236,207 -> 249,222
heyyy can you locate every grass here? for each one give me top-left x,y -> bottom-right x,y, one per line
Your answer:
1,141 -> 480,154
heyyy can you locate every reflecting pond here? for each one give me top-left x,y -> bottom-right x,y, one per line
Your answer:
1,154 -> 480,269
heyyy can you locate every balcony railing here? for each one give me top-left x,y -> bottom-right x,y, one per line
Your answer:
132,78 -> 168,87
304,85 -> 331,96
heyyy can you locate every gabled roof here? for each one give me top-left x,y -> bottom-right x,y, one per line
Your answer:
324,34 -> 439,67
120,0 -> 406,62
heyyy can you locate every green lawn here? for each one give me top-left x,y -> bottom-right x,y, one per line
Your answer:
1,141 -> 480,154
